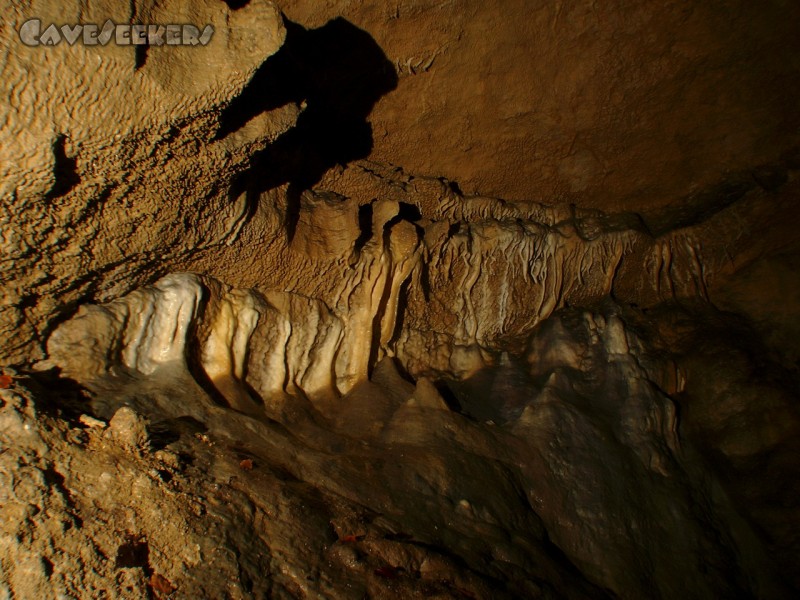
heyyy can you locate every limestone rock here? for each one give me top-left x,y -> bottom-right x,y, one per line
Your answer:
280,0 -> 800,211
107,406 -> 149,451
0,0 -> 295,366
290,190 -> 360,258
1,1 -> 799,598
407,377 -> 449,411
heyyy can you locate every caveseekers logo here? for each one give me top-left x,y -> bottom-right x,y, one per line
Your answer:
18,19 -> 214,47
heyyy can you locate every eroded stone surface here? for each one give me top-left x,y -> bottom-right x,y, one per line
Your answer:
7,303 -> 799,598
2,0 -> 800,598
279,0 -> 800,210
0,0 -> 295,365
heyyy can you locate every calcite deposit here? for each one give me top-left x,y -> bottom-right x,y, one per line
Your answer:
2,0 -> 800,598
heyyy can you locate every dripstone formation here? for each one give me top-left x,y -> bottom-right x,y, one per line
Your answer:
2,1 -> 799,598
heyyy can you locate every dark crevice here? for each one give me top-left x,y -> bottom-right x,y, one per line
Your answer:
115,535 -> 151,575
41,463 -> 83,528
45,134 -> 80,200
419,253 -> 432,301
222,0 -> 251,9
244,381 -> 271,413
23,369 -> 93,428
41,556 -> 54,578
134,44 -> 148,70
228,172 -> 260,229
354,202 -> 374,253
218,17 -> 398,196
447,180 -> 463,196
395,202 -> 422,223
642,163 -> 790,237
128,0 -> 146,70
433,380 -> 463,413
285,186 -> 303,243
146,421 -> 182,450
388,275 -> 413,350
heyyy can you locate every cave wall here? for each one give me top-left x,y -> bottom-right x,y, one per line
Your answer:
2,1 -> 800,598
3,0 -> 800,370
0,0 -> 295,365
278,0 -> 800,210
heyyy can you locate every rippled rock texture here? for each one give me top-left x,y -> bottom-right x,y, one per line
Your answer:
2,0 -> 800,598
0,0 -> 295,365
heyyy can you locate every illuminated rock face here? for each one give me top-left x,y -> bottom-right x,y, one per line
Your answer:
0,0 -> 295,366
35,160 -> 800,597
34,286 -> 800,598
34,198 -> 697,404
41,148 -> 800,404
43,273 -> 204,379
3,1 -> 800,598
3,0 -> 800,371
44,200 -> 424,405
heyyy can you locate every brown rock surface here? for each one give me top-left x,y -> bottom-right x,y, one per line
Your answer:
1,0 -> 800,598
0,0 -> 295,365
279,0 -> 800,210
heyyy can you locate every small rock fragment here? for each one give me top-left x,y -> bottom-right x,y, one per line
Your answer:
79,414 -> 107,429
154,450 -> 181,470
239,458 -> 254,471
107,406 -> 150,451
407,377 -> 450,410
150,573 -> 176,595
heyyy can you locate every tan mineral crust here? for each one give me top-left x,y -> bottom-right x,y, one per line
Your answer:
1,0 -> 800,598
